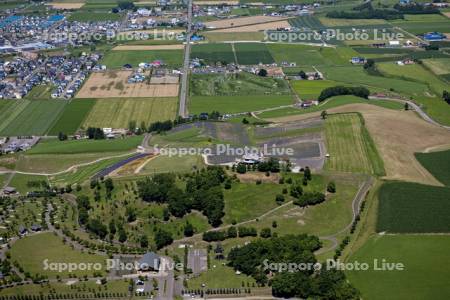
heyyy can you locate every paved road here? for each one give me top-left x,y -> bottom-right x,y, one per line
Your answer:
178,0 -> 193,118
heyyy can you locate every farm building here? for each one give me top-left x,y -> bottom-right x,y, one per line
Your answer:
423,32 -> 446,41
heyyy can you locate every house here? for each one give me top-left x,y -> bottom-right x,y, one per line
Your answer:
301,100 -> 318,108
137,252 -> 161,272
18,225 -> 27,236
31,224 -> 42,232
199,112 -> 209,120
3,187 -> 17,195
241,153 -> 262,164
351,57 -> 366,64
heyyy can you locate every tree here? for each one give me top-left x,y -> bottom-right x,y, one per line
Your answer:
290,184 -> 303,198
155,229 -> 173,249
327,181 -> 336,193
125,207 -> 136,223
258,69 -> 268,77
321,110 -> 328,119
184,222 -> 194,237
140,235 -> 149,248
242,118 -> 249,124
128,120 -> 137,133
304,167 -> 312,181
118,227 -> 127,243
275,194 -> 285,205
227,226 -> 237,238
58,132 -> 68,141
236,163 -> 247,174
299,70 -> 307,79
260,228 -> 271,238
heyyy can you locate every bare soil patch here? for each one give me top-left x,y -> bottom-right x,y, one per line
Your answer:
76,71 -> 179,98
194,0 -> 238,4
113,45 -> 184,51
269,103 -> 450,185
48,3 -> 84,9
204,16 -> 290,30
211,20 -> 291,33
232,172 -> 280,184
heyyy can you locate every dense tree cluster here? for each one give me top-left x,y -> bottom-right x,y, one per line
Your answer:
137,167 -> 227,227
443,90 -> 450,105
293,192 -> 326,207
227,235 -> 359,299
86,127 -> 105,140
318,86 -> 370,102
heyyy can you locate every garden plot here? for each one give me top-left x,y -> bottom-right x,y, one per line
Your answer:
76,71 -> 179,98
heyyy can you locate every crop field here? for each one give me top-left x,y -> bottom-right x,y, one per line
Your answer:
11,232 -> 105,278
77,71 -> 179,98
204,15 -> 288,29
234,43 -> 274,65
291,80 -> 342,99
415,149 -> 450,186
100,50 -> 183,68
24,85 -> 53,100
203,31 -> 264,42
0,100 -> 67,136
288,15 -> 324,29
422,58 -> 450,76
377,62 -> 448,96
267,44 -> 349,66
68,12 -> 122,22
28,136 -> 142,155
320,65 -> 428,96
190,72 -> 291,96
324,113 -> 384,175
82,97 -> 177,129
189,95 -> 293,114
318,17 -> 388,27
191,43 -> 235,64
347,235 -> 450,300
48,99 -> 96,135
390,19 -> 450,34
377,181 -> 450,233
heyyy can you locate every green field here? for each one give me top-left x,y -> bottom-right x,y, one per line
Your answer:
415,149 -> 450,186
191,43 -> 235,64
190,72 -> 291,96
10,232 -> 106,278
347,235 -> 450,300
101,50 -> 183,68
234,43 -> 274,65
28,136 -> 142,155
189,95 -> 293,114
268,44 -> 349,66
258,95 -> 403,119
82,97 -> 178,129
325,113 -> 385,175
421,58 -> 450,76
0,100 -> 67,136
377,181 -> 450,233
24,85 -> 53,100
140,154 -> 205,174
48,99 -> 96,135
291,80 -> 343,99
68,12 -> 122,22
289,15 -> 324,29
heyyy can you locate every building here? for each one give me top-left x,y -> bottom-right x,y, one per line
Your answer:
350,57 -> 366,64
137,252 -> 161,272
423,32 -> 446,41
3,187 -> 16,195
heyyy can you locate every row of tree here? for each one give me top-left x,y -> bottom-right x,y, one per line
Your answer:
318,86 -> 370,102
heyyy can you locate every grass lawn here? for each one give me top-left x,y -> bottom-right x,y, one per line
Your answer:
291,80 -> 343,99
82,97 -> 178,129
24,85 -> 53,100
324,113 -> 385,176
48,99 -> 96,135
139,154 -> 205,174
223,182 -> 285,224
346,235 -> 450,300
421,58 -> 450,76
415,149 -> 450,186
0,100 -> 67,136
190,72 -> 291,96
189,95 -> 293,114
413,96 -> 450,126
101,50 -> 183,68
377,181 -> 450,233
28,136 -> 142,155
10,233 -> 106,278
9,173 -> 48,194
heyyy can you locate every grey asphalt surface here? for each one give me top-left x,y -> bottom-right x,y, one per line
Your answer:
178,0 -> 193,118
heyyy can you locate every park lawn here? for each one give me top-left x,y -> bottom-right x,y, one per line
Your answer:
100,50 -> 183,68
223,182 -> 286,224
324,113 -> 385,176
68,12 -> 122,22
189,95 -> 293,114
320,65 -> 428,96
377,62 -> 448,96
82,97 -> 177,129
252,178 -> 358,237
257,96 -> 403,119
28,136 -> 142,155
139,154 -> 206,174
48,99 -> 96,135
415,149 -> 450,186
10,232 -> 106,279
8,173 -> 48,194
377,181 -> 450,233
0,280 -> 129,297
346,235 -> 450,300
0,100 -> 67,136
